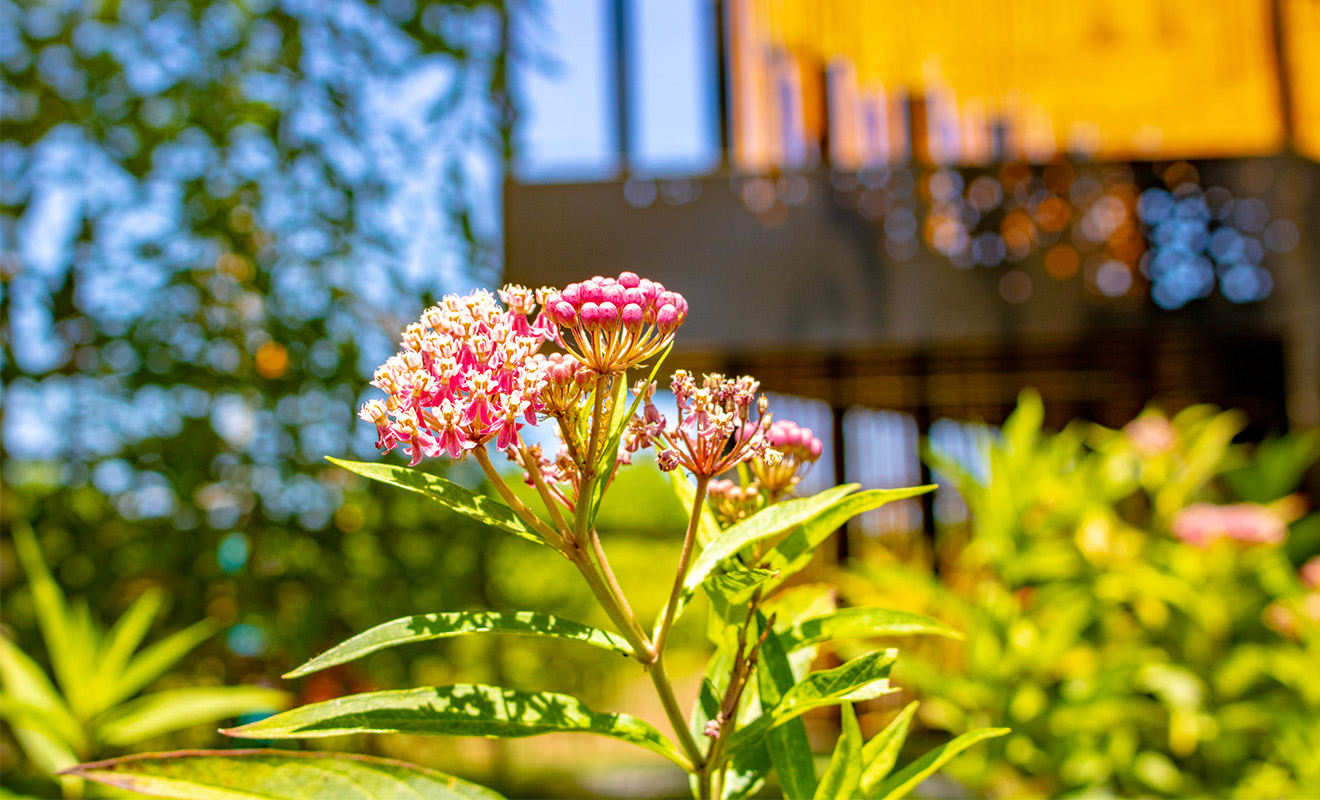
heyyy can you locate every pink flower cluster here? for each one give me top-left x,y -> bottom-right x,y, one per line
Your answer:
1123,414 -> 1178,457
751,419 -> 824,497
359,287 -> 552,465
542,272 -> 688,374
1170,502 -> 1287,549
627,371 -> 780,477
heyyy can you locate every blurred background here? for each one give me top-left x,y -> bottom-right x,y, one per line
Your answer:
2,0 -> 1318,798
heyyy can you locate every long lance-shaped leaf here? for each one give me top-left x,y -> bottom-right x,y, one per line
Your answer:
286,612 -> 632,678
11,524 -> 91,717
61,749 -> 504,800
870,727 -> 1010,800
858,701 -> 919,795
660,485 -> 859,637
326,457 -> 546,547
97,687 -> 290,747
0,637 -> 83,753
814,703 -> 863,800
782,607 -> 963,651
223,684 -> 689,769
760,486 -> 936,589
754,622 -> 816,800
732,649 -> 898,749
109,620 -> 216,708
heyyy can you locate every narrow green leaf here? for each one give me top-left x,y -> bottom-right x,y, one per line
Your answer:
664,485 -> 860,637
814,703 -> 863,799
871,727 -> 1010,800
761,486 -> 937,587
97,687 -> 289,747
286,611 -> 632,678
325,457 -> 546,548
10,722 -> 77,778
783,608 -> 963,651
62,749 -> 504,800
11,524 -> 88,716
223,685 -> 689,769
0,637 -> 80,746
109,621 -> 216,707
755,622 -> 816,800
704,568 -> 778,617
0,693 -> 84,756
734,649 -> 898,749
669,471 -> 721,547
858,702 -> 919,795
97,589 -> 166,695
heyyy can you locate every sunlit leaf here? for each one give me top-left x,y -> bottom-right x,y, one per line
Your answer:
97,687 -> 289,747
783,607 -> 963,651
326,457 -> 546,547
109,621 -> 216,708
285,611 -> 633,678
871,727 -> 1010,800
754,622 -> 816,800
62,749 -> 504,800
814,703 -> 862,799
760,486 -> 937,587
0,637 -> 81,750
223,684 -> 689,769
96,589 -> 166,698
858,701 -> 918,794
733,649 -> 898,748
11,524 -> 89,717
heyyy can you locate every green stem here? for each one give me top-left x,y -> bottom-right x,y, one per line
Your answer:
567,545 -> 653,662
589,527 -> 649,646
649,653 -> 706,772
520,444 -> 570,535
655,474 -> 711,656
472,447 -> 563,546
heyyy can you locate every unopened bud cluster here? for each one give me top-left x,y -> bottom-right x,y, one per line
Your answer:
751,419 -> 824,498
543,272 -> 688,374
708,479 -> 763,525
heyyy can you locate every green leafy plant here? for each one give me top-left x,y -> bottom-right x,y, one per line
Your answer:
64,275 -> 1004,799
1,523 -> 288,798
849,391 -> 1320,798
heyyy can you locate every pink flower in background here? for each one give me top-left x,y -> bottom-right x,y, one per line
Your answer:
751,419 -> 824,497
1300,556 -> 1320,590
1170,502 -> 1287,549
1123,413 -> 1178,457
542,272 -> 688,374
359,287 -> 550,465
707,479 -> 763,525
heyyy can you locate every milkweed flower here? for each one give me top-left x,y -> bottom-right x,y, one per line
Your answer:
751,419 -> 824,498
542,271 -> 688,374
359,287 -> 551,465
627,371 -> 780,477
708,479 -> 763,525
1170,502 -> 1287,549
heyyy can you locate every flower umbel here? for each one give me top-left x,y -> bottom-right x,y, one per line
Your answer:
543,271 -> 688,374
628,371 -> 780,476
750,419 -> 824,498
360,287 -> 550,465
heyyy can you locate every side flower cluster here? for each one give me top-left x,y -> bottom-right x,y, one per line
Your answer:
1170,502 -> 1286,548
627,371 -> 780,476
750,419 -> 824,498
542,272 -> 688,374
359,287 -> 551,465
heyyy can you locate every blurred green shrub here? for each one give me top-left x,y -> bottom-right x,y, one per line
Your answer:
848,391 -> 1320,798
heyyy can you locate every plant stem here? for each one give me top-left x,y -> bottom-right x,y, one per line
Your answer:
589,526 -> 648,645
655,474 -> 710,656
567,545 -> 653,661
472,447 -> 564,546
649,653 -> 706,772
520,445 -> 570,535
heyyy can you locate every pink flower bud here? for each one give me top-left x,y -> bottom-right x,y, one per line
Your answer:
656,304 -> 679,331
621,303 -> 644,329
597,301 -> 620,329
554,301 -> 577,326
602,283 -> 625,306
580,302 -> 601,329
622,287 -> 643,307
580,281 -> 603,304
618,271 -> 641,288
561,283 -> 582,305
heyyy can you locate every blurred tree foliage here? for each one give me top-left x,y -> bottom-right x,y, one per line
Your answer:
0,0 -> 563,792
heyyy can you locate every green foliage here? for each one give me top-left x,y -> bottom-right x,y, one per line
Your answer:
862,392 -> 1320,798
0,524 -> 287,795
64,750 -> 503,800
